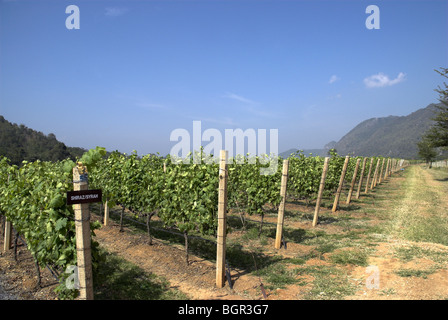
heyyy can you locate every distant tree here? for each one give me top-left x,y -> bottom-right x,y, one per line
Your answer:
417,138 -> 437,167
328,148 -> 338,156
421,67 -> 448,148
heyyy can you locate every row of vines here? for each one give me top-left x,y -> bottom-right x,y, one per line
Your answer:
0,147 -> 405,299
0,147 -> 106,299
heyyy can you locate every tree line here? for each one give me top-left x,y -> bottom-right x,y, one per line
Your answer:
0,116 -> 85,166
418,67 -> 448,165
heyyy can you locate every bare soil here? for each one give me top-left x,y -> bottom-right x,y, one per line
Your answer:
0,243 -> 59,300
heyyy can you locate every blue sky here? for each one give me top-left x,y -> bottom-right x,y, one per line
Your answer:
1,0 -> 447,156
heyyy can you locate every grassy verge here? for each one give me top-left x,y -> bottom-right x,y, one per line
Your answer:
385,166 -> 448,246
297,265 -> 357,300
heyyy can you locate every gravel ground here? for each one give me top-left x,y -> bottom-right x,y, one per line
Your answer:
0,277 -> 21,300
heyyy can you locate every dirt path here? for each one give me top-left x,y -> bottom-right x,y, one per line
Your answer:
94,223 -> 267,300
346,165 -> 448,299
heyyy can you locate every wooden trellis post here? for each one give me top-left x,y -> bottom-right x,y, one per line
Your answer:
365,158 -> 374,193
355,157 -> 367,199
378,158 -> 385,184
216,150 -> 228,288
3,219 -> 12,252
3,174 -> 12,252
275,159 -> 289,249
72,164 -> 94,300
371,159 -> 380,189
384,158 -> 390,180
103,199 -> 109,226
332,155 -> 350,212
313,157 -> 329,227
346,158 -> 361,205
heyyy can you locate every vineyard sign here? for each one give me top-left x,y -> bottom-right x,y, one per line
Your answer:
66,189 -> 102,205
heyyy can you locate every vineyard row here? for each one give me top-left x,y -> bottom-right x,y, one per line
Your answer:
0,148 -> 408,298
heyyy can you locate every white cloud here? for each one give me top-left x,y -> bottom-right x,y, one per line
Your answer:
222,92 -> 257,105
364,72 -> 406,88
246,106 -> 277,118
116,95 -> 166,110
329,75 -> 340,84
327,93 -> 342,100
105,7 -> 129,17
187,116 -> 238,126
222,92 -> 279,118
135,102 -> 165,110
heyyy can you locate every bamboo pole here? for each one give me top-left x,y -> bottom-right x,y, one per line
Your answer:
355,157 -> 367,199
216,150 -> 228,288
332,156 -> 350,212
275,160 -> 289,249
346,158 -> 361,205
313,157 -> 329,227
365,158 -> 374,193
73,164 -> 94,300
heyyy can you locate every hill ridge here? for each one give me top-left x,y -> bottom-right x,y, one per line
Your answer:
281,103 -> 441,159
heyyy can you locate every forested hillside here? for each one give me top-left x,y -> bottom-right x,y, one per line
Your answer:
333,103 -> 440,158
281,103 -> 443,159
0,116 -> 86,165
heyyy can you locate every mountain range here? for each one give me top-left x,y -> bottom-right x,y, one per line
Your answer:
280,103 -> 442,159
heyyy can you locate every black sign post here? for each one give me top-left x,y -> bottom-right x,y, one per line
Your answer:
66,189 -> 102,205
